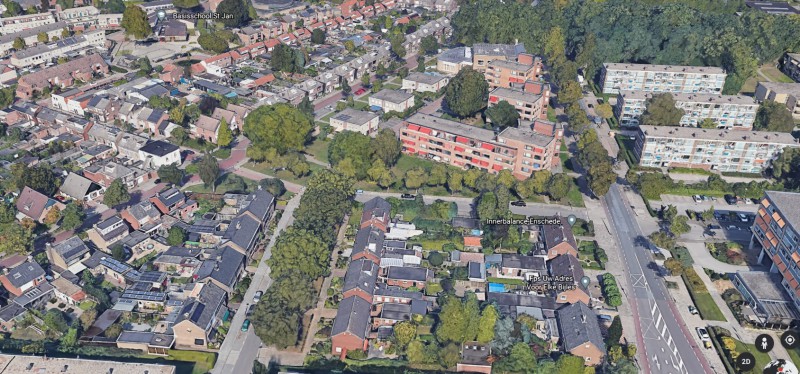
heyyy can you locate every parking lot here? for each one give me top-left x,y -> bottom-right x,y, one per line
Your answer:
700,209 -> 756,243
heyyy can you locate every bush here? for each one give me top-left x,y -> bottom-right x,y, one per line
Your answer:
428,251 -> 444,266
601,273 -> 622,307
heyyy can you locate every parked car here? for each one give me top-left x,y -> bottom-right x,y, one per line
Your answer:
510,201 -> 526,207
400,193 -> 416,200
356,189 -> 364,195
688,306 -> 699,315
246,304 -> 255,317
598,314 -> 613,322
242,319 -> 251,332
707,224 -> 721,230
696,327 -> 712,348
354,88 -> 366,95
738,213 -> 749,222
728,225 -> 739,230
253,291 -> 263,303
724,194 -> 737,205
692,195 -> 703,203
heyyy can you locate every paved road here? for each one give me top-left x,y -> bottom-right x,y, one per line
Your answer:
356,191 -> 587,219
212,190 -> 305,374
604,184 -> 712,374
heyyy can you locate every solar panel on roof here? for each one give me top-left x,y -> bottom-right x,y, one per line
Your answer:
190,303 -> 205,322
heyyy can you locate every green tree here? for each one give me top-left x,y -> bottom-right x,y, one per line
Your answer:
328,131 -> 372,179
217,118 -> 233,147
670,215 -> 691,236
0,202 -> 15,224
60,327 -> 79,351
393,320 -> 416,348
771,147 -> 800,188
60,204 -> 84,231
608,345 -> 624,363
158,164 -> 184,186
370,129 -> 402,166
244,103 -> 313,158
216,0 -> 250,27
270,44 -> 298,73
103,179 -> 130,207
267,228 -> 330,279
37,32 -> 48,43
486,101 -> 520,129
558,81 -> 582,105
641,93 -> 684,127
390,33 -> 406,58
0,224 -> 32,254
167,226 -> 187,246
12,37 -> 25,50
344,40 -> 356,52
173,0 -> 199,7
311,28 -> 325,44
663,257 -> 683,276
495,342 -> 537,373
43,309 -> 68,332
198,33 -> 228,54
435,294 -> 480,343
406,340 -> 431,363
259,178 -> 286,197
428,164 -> 448,186
444,67 -> 489,118
171,126 -> 188,145
607,315 -> 623,346
447,170 -> 464,193
110,244 -> 127,261
416,55 -> 426,72
595,103 -> 614,119
625,344 -> 637,358
341,79 -> 351,96
477,304 -> 499,343
755,100 -> 795,132
438,343 -> 461,368
198,154 -> 220,193
404,167 -> 427,189
297,94 -> 314,119
555,354 -> 584,374
547,173 -> 573,201
420,35 -> 439,55
699,118 -> 718,129
427,251 -> 444,267
121,5 -> 152,39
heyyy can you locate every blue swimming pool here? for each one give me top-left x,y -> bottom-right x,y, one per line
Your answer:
488,283 -> 505,293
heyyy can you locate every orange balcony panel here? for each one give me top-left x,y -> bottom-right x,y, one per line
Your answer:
762,199 -> 770,208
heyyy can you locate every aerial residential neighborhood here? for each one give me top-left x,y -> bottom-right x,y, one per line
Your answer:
0,0 -> 799,373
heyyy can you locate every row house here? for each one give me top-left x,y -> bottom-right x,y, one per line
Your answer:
88,216 -> 130,250
0,12 -> 56,34
11,30 -> 106,68
16,53 -> 109,100
399,113 -> 562,180
294,79 -> 324,100
0,20 -> 68,56
402,17 -> 450,56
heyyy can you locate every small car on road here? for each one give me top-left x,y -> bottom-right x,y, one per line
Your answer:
242,319 -> 251,332
400,193 -> 416,200
510,201 -> 526,207
696,327 -> 712,348
253,291 -> 263,303
354,88 -> 366,95
688,306 -> 699,315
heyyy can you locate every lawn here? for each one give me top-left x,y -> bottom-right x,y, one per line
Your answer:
561,180 -> 585,208
668,167 -> 713,176
577,240 -> 606,270
682,267 -> 727,322
211,147 -> 231,160
740,76 -> 759,95
788,347 -> 800,368
710,327 -> 771,374
78,300 -> 97,311
305,137 -> 330,164
761,63 -> 795,83
486,277 -> 527,285
243,161 -> 325,186
408,238 -> 463,252
156,350 -> 216,374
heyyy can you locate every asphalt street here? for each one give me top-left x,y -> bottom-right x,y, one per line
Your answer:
604,184 -> 712,374
212,190 -> 305,374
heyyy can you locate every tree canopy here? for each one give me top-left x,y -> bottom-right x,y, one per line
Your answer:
244,103 -> 313,157
103,179 -> 130,207
640,93 -> 684,127
435,293 -> 481,343
216,0 -> 250,28
755,100 -> 795,132
485,100 -> 520,129
198,154 -> 220,193
158,164 -> 184,186
444,67 -> 489,118
198,33 -> 229,54
121,5 -> 152,39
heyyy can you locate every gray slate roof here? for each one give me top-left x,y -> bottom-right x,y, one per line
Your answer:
557,302 -> 605,352
176,282 -> 226,330
500,254 -> 545,271
353,226 -> 385,258
3,261 -> 45,289
386,266 -> 431,282
59,172 -> 100,200
766,191 -> 800,234
51,236 -> 90,264
332,295 -> 371,339
242,189 -> 275,222
224,214 -> 261,252
343,259 -> 378,297
197,246 -> 244,290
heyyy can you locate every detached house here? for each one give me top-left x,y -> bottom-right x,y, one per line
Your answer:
330,108 -> 380,135
58,172 -> 103,202
172,282 -> 227,349
88,216 -> 130,250
0,261 -> 46,297
369,89 -> 415,113
192,115 -> 221,143
557,302 -> 606,366
139,140 -> 181,169
15,186 -> 65,223
46,236 -> 91,273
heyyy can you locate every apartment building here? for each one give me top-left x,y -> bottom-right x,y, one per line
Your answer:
755,81 -> 800,119
781,53 -> 800,83
0,12 -> 56,34
488,87 -> 546,121
471,43 -> 526,73
399,114 -> 561,179
750,191 -> 800,325
329,108 -> 380,135
0,21 -> 68,56
485,54 -> 542,90
369,89 -> 415,112
615,90 -> 758,129
600,63 -> 726,94
633,125 -> 799,173
10,30 -> 106,67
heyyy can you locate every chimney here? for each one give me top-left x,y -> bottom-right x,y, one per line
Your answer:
581,314 -> 586,324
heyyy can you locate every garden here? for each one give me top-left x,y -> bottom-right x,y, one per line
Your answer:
707,241 -> 745,265
577,240 -> 607,270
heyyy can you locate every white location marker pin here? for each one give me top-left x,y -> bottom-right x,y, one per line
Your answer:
580,276 -> 591,289
567,214 -> 577,226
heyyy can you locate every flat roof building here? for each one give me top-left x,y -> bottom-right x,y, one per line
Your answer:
330,108 -> 380,135
489,87 -> 546,122
755,81 -> 800,119
11,30 -> 106,68
0,353 -> 176,373
633,125 -> 799,173
616,90 -> 758,130
600,62 -> 726,94
399,113 -> 562,179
